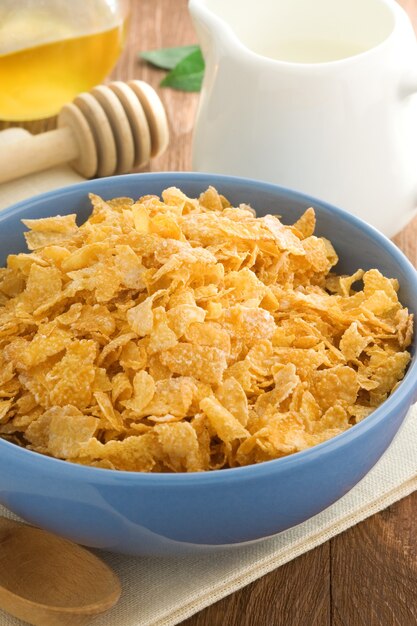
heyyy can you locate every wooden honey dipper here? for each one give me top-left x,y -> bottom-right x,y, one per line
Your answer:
0,80 -> 169,184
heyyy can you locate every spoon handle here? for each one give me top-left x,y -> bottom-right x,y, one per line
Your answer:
0,127 -> 78,185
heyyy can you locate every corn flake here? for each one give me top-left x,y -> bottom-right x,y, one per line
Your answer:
0,188 -> 413,471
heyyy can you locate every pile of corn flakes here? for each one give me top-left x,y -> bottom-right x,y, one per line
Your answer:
0,187 -> 413,471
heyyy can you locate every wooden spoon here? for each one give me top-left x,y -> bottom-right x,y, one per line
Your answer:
0,516 -> 121,626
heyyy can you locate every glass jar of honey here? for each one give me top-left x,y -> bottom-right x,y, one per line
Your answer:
0,0 -> 129,121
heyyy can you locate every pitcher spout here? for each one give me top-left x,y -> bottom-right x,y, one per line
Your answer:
188,0 -> 243,59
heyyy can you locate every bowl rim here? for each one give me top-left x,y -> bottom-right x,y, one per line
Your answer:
1,171 -> 417,484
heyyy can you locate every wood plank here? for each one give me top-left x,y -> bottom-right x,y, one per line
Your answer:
111,0 -> 200,174
180,543 -> 331,626
331,494 -> 417,626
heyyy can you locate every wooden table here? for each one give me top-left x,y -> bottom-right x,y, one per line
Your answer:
1,1 -> 416,624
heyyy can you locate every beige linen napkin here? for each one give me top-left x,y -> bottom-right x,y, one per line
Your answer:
0,404 -> 416,626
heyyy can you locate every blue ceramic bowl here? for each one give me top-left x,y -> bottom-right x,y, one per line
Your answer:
1,172 -> 417,556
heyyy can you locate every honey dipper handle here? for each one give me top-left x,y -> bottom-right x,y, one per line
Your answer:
0,127 -> 78,184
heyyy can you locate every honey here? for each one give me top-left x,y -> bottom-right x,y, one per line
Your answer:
0,0 -> 127,121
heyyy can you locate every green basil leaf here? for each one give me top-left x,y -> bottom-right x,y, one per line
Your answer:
140,45 -> 200,70
160,48 -> 205,92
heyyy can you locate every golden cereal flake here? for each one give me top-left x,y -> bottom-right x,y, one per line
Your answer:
0,188 -> 413,471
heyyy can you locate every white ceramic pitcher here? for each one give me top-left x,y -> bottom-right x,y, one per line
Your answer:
189,0 -> 417,236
